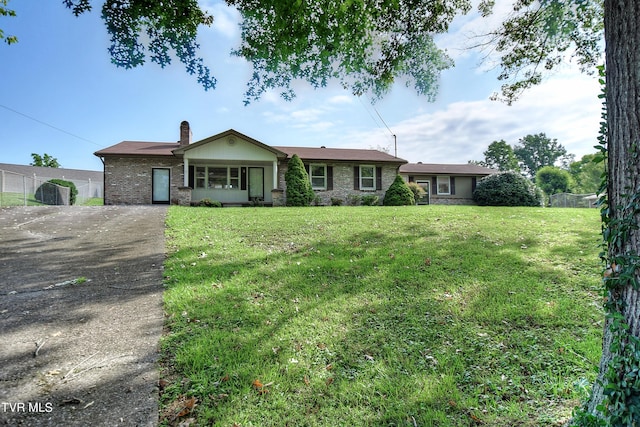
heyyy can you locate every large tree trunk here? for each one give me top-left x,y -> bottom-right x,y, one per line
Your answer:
584,0 -> 640,419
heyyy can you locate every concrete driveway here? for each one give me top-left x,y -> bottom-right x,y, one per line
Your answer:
0,206 -> 167,426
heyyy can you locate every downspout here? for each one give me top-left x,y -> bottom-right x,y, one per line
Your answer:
99,156 -> 105,205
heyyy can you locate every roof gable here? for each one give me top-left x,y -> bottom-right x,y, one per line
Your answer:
173,129 -> 287,158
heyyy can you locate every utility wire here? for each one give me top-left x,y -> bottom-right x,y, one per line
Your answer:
371,102 -> 395,139
0,103 -> 101,147
359,95 -> 397,157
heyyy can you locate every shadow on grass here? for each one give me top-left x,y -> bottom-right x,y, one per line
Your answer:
161,208 -> 603,426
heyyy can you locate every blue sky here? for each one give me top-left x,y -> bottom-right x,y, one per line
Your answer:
1,1 -> 602,172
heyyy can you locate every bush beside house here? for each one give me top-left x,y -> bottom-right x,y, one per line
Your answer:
473,171 -> 542,207
35,179 -> 78,205
383,175 -> 415,206
285,154 -> 315,206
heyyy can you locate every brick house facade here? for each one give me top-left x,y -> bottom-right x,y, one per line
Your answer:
95,123 -> 408,206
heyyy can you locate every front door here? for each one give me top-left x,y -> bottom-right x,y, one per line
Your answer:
152,168 -> 170,204
248,167 -> 264,201
416,180 -> 430,205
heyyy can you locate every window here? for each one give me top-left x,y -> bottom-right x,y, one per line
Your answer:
195,166 -> 206,189
360,165 -> 375,190
310,164 -> 327,190
194,166 -> 242,189
209,167 -> 227,188
229,167 -> 240,189
437,176 -> 451,195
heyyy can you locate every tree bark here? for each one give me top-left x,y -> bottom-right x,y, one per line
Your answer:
585,0 -> 640,418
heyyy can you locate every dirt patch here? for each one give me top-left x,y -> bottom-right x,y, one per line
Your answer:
0,206 -> 167,426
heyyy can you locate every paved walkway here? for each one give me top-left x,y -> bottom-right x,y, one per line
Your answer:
0,206 -> 167,426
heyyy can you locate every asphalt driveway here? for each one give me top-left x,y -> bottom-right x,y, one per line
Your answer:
0,206 -> 167,426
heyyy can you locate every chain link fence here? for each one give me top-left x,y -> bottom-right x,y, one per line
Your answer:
549,193 -> 599,208
0,169 -> 103,207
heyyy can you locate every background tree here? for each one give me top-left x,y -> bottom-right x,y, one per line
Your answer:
535,165 -> 574,198
30,153 -> 61,168
513,133 -> 567,179
478,139 -> 520,171
570,153 -> 605,194
284,154 -> 314,207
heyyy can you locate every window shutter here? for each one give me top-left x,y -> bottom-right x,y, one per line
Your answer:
432,179 -> 437,195
354,167 -> 359,190
188,165 -> 195,188
472,177 -> 477,192
327,166 -> 333,190
376,167 -> 382,190
305,164 -> 310,175
408,175 -> 415,183
451,177 -> 456,195
241,167 -> 247,190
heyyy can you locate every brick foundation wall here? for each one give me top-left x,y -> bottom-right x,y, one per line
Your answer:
103,156 -> 183,205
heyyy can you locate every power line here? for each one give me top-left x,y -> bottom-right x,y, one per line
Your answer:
359,95 -> 397,158
371,103 -> 395,139
0,103 -> 102,147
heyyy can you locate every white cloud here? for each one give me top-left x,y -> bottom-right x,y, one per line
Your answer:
201,1 -> 241,39
327,95 -> 354,105
341,72 -> 601,164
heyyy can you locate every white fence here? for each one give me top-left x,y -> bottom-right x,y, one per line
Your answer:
0,169 -> 103,206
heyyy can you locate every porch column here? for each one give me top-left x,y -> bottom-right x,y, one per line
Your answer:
272,160 -> 278,189
183,158 -> 189,187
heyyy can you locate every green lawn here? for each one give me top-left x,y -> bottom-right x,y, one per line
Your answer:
161,205 -> 603,426
0,192 -> 45,206
0,193 -> 103,206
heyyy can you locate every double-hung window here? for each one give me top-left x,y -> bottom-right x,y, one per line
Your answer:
310,164 -> 327,190
437,176 -> 451,195
360,165 -> 375,190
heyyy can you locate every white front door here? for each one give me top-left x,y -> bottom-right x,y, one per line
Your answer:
152,168 -> 170,204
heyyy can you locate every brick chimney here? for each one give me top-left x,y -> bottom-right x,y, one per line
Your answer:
179,121 -> 192,147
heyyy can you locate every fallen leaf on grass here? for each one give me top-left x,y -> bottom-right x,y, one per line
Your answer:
176,397 -> 197,417
326,377 -> 334,386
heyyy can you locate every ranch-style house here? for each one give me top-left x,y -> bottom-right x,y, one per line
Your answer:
94,121 -> 495,206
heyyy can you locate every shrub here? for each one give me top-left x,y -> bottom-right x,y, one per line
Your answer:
35,179 -> 78,205
473,171 -> 543,207
198,198 -> 222,207
383,175 -> 415,206
331,198 -> 343,206
361,194 -> 379,206
407,182 -> 426,203
346,194 -> 361,206
285,154 -> 315,206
